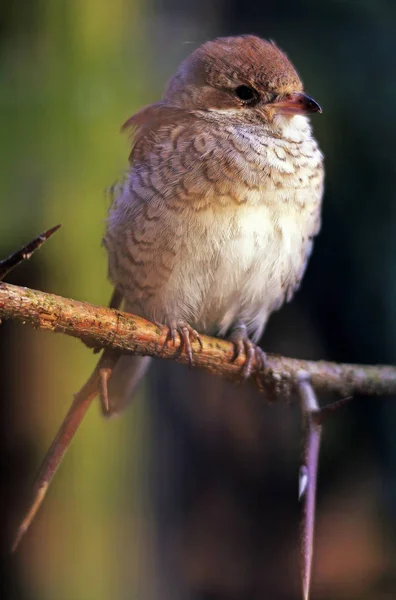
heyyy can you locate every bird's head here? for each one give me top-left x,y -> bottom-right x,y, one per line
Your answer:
163,35 -> 321,125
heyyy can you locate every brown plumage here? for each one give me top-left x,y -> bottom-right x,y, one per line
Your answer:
11,36 -> 324,572
104,38 -> 323,598
104,35 -> 323,408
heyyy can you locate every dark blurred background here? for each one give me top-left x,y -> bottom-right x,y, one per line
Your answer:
1,1 -> 396,599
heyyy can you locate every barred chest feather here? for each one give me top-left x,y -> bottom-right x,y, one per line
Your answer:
164,116 -> 323,339
106,114 -> 324,341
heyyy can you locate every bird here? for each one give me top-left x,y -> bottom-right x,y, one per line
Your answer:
11,36 -> 324,567
103,34 -> 324,413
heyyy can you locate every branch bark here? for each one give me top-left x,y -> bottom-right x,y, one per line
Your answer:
1,281 -> 396,398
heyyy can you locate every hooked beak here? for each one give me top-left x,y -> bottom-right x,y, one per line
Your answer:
271,92 -> 322,116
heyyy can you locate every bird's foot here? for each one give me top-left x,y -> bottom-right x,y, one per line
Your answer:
162,321 -> 203,366
228,324 -> 267,381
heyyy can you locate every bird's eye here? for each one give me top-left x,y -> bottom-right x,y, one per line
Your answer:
234,85 -> 258,104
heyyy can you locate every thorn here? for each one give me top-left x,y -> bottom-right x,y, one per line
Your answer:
299,465 -> 308,501
100,368 -> 111,413
316,396 -> 353,425
0,224 -> 61,281
11,484 -> 48,553
98,351 -> 119,415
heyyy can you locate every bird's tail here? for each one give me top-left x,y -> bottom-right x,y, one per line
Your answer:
102,354 -> 151,417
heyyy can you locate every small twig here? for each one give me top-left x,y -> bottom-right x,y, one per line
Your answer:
0,225 -> 61,281
315,395 -> 354,425
11,348 -> 119,552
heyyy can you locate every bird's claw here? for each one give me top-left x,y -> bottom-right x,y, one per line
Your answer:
161,321 -> 203,366
229,326 -> 266,380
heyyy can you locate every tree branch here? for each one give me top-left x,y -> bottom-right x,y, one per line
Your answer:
2,233 -> 392,584
1,281 -> 396,398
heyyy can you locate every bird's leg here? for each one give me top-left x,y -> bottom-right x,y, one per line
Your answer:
228,323 -> 267,380
161,321 -> 203,366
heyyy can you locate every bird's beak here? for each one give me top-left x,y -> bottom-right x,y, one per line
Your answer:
271,92 -> 322,116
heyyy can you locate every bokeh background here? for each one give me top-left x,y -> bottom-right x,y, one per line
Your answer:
1,1 -> 396,599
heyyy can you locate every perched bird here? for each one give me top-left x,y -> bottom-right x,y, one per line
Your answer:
12,37 -> 324,575
103,34 -> 324,412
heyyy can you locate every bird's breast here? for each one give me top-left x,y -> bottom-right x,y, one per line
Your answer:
105,116 -> 323,341
192,184 -> 320,339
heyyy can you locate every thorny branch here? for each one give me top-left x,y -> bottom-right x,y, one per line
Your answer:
1,280 -> 396,397
1,229 -> 395,600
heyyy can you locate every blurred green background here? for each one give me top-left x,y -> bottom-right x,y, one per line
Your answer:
1,1 -> 396,599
